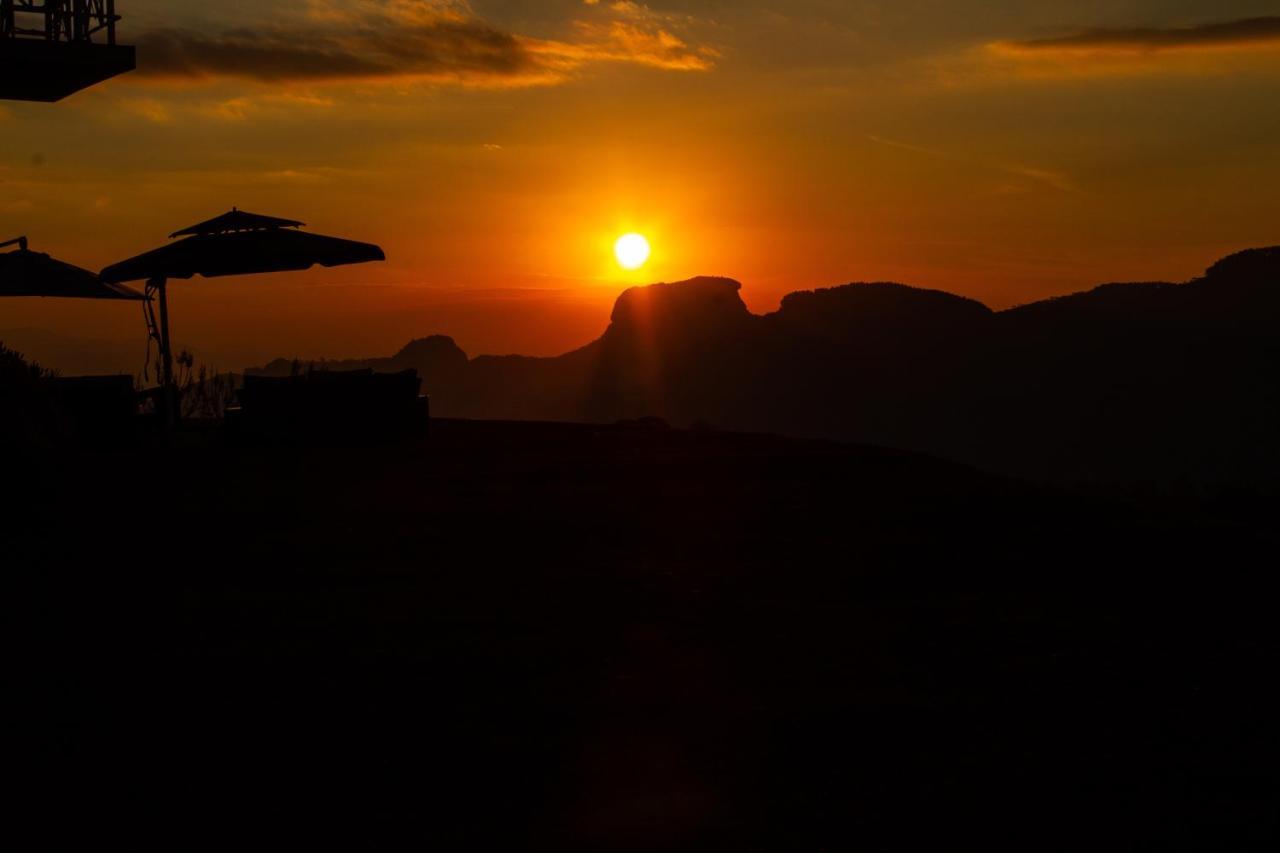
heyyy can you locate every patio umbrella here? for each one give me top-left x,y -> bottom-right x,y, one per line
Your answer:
99,209 -> 385,421
101,209 -> 386,283
1,236 -> 144,300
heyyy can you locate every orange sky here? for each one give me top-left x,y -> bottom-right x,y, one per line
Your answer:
2,1 -> 1279,373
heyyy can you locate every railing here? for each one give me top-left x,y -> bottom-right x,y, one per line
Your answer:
2,1 -> 119,45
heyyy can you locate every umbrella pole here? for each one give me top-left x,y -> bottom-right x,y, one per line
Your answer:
151,275 -> 177,426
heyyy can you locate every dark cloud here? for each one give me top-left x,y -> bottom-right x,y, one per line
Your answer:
135,20 -> 535,83
132,4 -> 715,86
1004,16 -> 1280,53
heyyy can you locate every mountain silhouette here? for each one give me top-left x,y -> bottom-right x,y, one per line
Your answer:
255,333 -> 470,382
249,247 -> 1280,487
0,327 -> 150,377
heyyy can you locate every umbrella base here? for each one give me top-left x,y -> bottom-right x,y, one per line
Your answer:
0,40 -> 135,102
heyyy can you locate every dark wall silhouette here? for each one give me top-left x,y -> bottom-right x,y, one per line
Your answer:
249,247 -> 1280,487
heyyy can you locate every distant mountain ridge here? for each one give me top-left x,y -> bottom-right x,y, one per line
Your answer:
0,327 -> 147,377
249,247 -> 1280,487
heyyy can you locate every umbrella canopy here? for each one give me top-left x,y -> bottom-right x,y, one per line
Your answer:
169,209 -> 306,239
100,210 -> 385,283
1,237 -> 144,300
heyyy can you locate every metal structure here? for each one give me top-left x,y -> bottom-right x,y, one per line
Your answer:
1,1 -> 135,101
2,1 -> 120,42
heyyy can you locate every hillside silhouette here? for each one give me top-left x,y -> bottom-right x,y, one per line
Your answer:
14,413 -> 1279,849
250,247 -> 1280,487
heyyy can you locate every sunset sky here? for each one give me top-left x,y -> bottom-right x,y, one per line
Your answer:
3,1 -> 1279,371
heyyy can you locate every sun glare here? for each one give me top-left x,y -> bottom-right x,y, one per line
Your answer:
614,233 -> 651,270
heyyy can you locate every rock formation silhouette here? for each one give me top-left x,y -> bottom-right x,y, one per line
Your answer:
249,247 -> 1280,487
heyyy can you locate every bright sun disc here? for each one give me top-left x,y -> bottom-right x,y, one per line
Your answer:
614,233 -> 651,270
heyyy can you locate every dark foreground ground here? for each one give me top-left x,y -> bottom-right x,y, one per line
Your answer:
9,419 -> 1279,849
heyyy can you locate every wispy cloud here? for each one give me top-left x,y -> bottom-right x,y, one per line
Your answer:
117,97 -> 175,124
133,0 -> 715,87
113,91 -> 336,124
866,135 -> 1078,194
1001,165 -> 1076,194
991,17 -> 1280,57
864,135 -> 938,158
529,21 -> 717,73
967,16 -> 1280,82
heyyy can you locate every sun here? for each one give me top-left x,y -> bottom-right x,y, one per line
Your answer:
614,233 -> 651,270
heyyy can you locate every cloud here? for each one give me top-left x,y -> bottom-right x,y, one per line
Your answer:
865,135 -> 1078,194
963,16 -> 1280,82
135,21 -> 533,83
529,21 -> 718,72
1001,165 -> 1076,194
109,91 -> 335,125
132,0 -> 715,87
992,17 -> 1280,57
118,97 -> 175,124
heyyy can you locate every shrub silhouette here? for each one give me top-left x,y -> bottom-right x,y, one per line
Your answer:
0,341 -> 57,446
171,350 -> 236,420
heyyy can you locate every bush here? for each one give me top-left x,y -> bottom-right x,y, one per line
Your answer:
0,341 -> 57,445
173,350 -> 236,419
